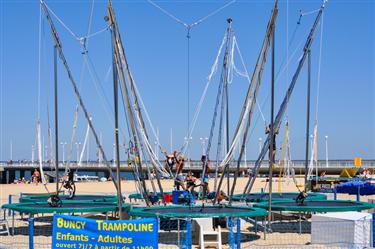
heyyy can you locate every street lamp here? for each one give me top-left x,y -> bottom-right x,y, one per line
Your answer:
325,135 -> 329,168
31,145 -> 35,165
44,145 -> 48,163
60,142 -> 67,164
113,143 -> 116,166
199,137 -> 208,155
75,142 -> 81,163
184,136 -> 193,163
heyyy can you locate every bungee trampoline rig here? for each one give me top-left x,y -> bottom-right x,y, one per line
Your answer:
19,194 -> 118,203
231,192 -> 327,203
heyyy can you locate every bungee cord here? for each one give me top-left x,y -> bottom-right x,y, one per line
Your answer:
43,1 -> 109,42
147,0 -> 235,30
147,0 -> 235,155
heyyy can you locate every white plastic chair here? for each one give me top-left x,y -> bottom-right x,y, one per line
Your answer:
0,210 -> 10,236
193,218 -> 222,249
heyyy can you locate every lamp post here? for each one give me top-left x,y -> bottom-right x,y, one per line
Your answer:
199,137 -> 208,155
44,145 -> 48,163
325,135 -> 329,168
113,143 -> 116,167
10,140 -> 13,161
31,145 -> 35,165
60,142 -> 67,164
184,136 -> 193,165
75,142 -> 81,163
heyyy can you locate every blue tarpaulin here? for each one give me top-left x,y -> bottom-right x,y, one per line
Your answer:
336,181 -> 375,195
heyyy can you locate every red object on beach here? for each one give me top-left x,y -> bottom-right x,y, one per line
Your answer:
163,194 -> 172,203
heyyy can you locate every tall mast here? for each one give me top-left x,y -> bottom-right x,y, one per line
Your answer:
304,50 -> 311,189
268,23 -> 276,227
224,18 -> 232,196
54,45 -> 59,195
111,26 -> 123,218
218,0 -> 278,204
107,1 -> 155,205
243,0 -> 328,195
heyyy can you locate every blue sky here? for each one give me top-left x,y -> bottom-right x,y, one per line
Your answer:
0,0 -> 374,162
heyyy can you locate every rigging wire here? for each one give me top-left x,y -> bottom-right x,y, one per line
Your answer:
43,1 -> 109,42
147,0 -> 235,153
147,0 -> 235,30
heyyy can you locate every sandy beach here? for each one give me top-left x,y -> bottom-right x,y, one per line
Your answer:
0,176 -> 373,249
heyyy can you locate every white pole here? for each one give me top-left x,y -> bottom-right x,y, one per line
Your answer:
60,142 -> 66,164
325,135 -> 329,167
75,142 -> 81,162
31,145 -> 35,165
87,135 -> 90,164
244,144 -> 247,168
156,128 -> 159,160
170,128 -> 173,152
113,143 -> 116,167
258,137 -> 262,154
200,137 -> 204,155
45,146 -> 48,163
99,133 -> 103,167
42,135 -> 45,162
10,140 -> 13,161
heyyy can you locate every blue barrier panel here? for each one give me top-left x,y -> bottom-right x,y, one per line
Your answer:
236,218 -> 241,249
182,218 -> 192,249
28,218 -> 34,249
228,218 -> 234,249
52,214 -> 158,249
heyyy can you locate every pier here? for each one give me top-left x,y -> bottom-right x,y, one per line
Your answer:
1,160 -> 374,184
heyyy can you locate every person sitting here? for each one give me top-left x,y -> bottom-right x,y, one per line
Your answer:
185,171 -> 198,196
174,154 -> 185,190
163,150 -> 177,175
295,191 -> 308,205
201,155 -> 211,199
216,190 -> 229,203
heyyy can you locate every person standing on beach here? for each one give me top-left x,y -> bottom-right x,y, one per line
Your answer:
32,169 -> 40,185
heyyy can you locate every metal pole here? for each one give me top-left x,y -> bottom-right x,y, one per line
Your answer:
28,218 -> 34,249
325,135 -> 329,167
54,45 -> 59,195
170,128 -> 173,152
10,140 -> 12,161
268,24 -> 275,227
111,25 -> 123,219
304,50 -> 311,190
31,145 -> 35,165
225,18 -> 232,196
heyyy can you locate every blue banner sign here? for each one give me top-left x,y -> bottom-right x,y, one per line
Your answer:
52,214 -> 158,249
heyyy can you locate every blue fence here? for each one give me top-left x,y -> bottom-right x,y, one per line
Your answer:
2,210 -> 375,248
